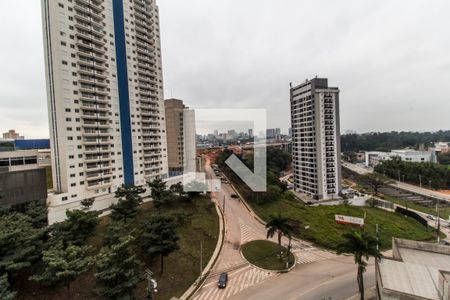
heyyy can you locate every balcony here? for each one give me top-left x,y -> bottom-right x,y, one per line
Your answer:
74,6 -> 104,22
83,136 -> 110,143
77,60 -> 107,72
85,155 -> 111,163
78,66 -> 107,79
79,85 -> 108,96
76,40 -> 105,55
81,111 -> 109,120
78,76 -> 107,87
84,146 -> 110,154
82,131 -> 110,137
74,20 -> 104,36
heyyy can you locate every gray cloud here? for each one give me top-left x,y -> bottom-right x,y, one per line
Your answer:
1,0 -> 449,138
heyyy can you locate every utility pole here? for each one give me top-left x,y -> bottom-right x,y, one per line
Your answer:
376,224 -> 379,251
145,269 -> 157,300
429,180 -> 432,190
397,170 -> 401,182
436,202 -> 441,244
200,240 -> 203,276
419,175 -> 422,188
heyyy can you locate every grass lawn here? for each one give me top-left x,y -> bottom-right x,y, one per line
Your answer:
250,194 -> 440,251
14,195 -> 219,300
242,240 -> 295,271
220,165 -> 442,251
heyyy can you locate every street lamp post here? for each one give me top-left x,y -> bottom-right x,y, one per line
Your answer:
429,180 -> 432,190
145,269 -> 157,300
419,175 -> 422,188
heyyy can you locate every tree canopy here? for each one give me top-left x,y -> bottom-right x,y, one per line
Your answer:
341,130 -> 450,152
110,185 -> 146,222
95,236 -> 143,300
140,213 -> 180,274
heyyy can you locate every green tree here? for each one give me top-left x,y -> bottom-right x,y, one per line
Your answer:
51,199 -> 100,246
95,236 -> 142,300
170,182 -> 189,201
140,213 -> 180,274
104,220 -> 132,247
110,185 -> 146,222
438,152 -> 450,165
265,213 -> 293,261
24,201 -> 48,228
0,273 -> 16,300
30,242 -> 93,299
359,173 -> 394,195
337,231 -> 381,300
148,178 -> 173,209
0,212 -> 44,274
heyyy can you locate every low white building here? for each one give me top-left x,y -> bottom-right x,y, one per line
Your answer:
365,149 -> 436,167
376,238 -> 450,300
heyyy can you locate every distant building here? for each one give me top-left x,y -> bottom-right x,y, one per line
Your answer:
2,129 -> 24,140
165,99 -> 196,176
0,143 -> 50,209
0,168 -> 47,210
290,77 -> 342,200
365,149 -> 436,167
376,238 -> 450,300
248,129 -> 253,138
266,128 -> 281,140
434,142 -> 450,154
0,149 -> 51,172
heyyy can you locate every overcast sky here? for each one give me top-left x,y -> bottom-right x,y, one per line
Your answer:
1,0 -> 449,138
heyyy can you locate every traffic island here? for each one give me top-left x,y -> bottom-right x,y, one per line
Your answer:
241,240 -> 295,272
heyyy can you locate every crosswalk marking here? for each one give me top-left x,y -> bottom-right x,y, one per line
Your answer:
193,266 -> 275,300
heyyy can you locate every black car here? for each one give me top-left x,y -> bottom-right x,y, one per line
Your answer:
218,272 -> 228,289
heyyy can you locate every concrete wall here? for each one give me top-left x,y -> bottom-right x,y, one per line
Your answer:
0,168 -> 47,208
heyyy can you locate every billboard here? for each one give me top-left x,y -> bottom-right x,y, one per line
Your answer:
335,214 -> 364,226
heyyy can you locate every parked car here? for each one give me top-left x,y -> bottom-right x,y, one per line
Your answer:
440,240 -> 450,246
218,272 -> 228,289
230,194 -> 239,199
221,178 -> 229,183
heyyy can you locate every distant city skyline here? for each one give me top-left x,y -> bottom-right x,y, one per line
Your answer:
1,1 -> 450,138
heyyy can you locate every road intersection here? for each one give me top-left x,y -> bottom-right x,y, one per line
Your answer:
192,161 -> 370,300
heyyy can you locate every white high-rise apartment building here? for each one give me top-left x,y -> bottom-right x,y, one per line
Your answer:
290,78 -> 342,200
42,0 -> 168,221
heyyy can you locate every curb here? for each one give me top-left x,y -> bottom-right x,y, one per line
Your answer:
180,199 -> 226,300
239,241 -> 297,273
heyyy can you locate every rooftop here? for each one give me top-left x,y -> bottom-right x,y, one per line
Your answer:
378,238 -> 450,300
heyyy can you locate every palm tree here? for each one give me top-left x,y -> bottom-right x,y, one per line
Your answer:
265,213 -> 293,260
337,231 -> 381,300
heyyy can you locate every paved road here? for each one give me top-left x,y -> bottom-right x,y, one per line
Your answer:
230,256 -> 375,300
342,162 -> 450,202
192,160 -> 366,300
